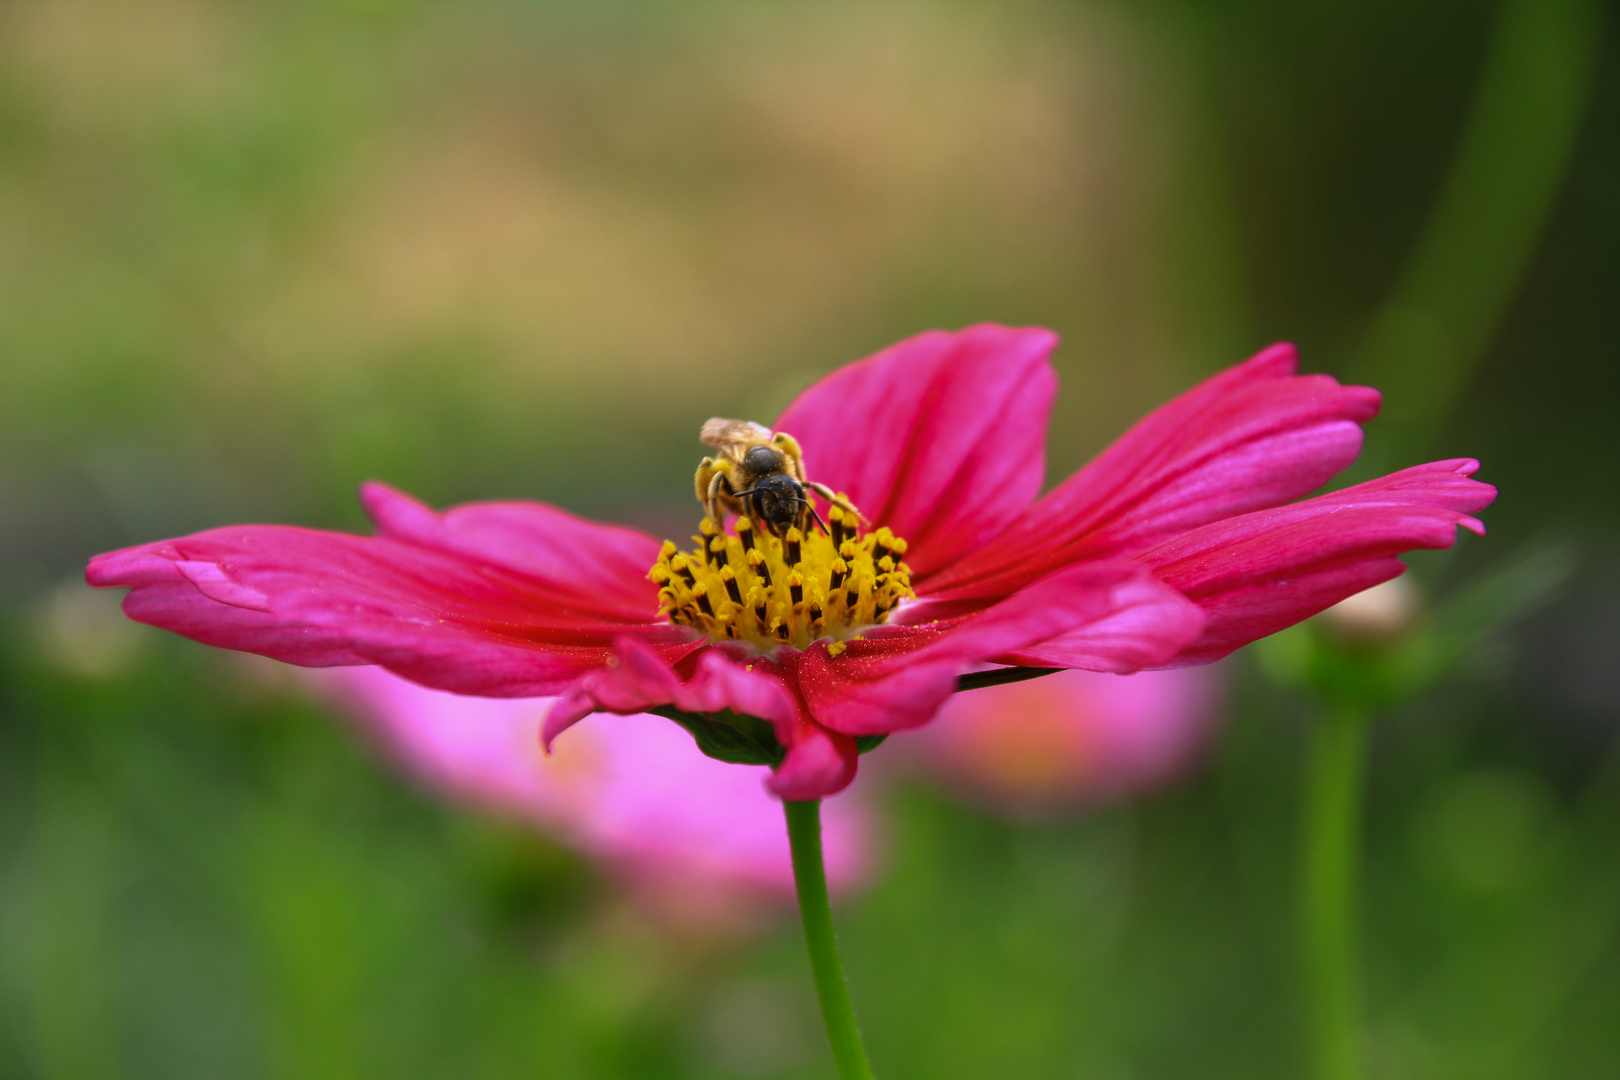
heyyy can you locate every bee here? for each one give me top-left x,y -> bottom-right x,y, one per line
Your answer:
694,418 -> 864,537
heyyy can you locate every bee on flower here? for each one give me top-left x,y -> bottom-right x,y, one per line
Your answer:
693,418 -> 864,539
87,325 -> 1495,802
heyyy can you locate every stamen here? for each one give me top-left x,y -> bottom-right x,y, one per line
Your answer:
720,565 -> 742,605
828,557 -> 848,592
872,526 -> 894,565
649,508 -> 914,651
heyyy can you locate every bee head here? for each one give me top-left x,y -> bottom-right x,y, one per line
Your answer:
745,472 -> 805,532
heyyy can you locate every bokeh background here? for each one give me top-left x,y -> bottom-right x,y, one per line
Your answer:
2,0 -> 1617,1076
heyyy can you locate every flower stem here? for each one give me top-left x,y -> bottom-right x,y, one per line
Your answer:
784,799 -> 875,1080
1301,702 -> 1371,1080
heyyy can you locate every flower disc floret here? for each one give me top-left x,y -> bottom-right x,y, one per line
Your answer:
650,509 -> 914,651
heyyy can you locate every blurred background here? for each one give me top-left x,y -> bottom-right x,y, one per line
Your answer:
1,0 -> 1617,1076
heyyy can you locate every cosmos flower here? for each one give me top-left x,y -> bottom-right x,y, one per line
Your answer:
911,667 -> 1222,815
87,326 -> 1495,801
307,665 -> 871,920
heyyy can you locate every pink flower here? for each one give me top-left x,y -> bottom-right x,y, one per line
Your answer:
911,667 -> 1222,815
308,665 -> 870,918
87,326 -> 1495,801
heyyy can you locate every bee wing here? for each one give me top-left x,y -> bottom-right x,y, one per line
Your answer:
699,418 -> 774,463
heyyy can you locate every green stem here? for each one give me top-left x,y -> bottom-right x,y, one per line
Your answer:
1301,703 -> 1371,1080
784,799 -> 875,1080
1349,0 -> 1601,461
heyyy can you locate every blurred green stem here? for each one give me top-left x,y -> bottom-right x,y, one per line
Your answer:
785,799 -> 875,1080
1301,703 -> 1371,1080
1349,0 -> 1601,459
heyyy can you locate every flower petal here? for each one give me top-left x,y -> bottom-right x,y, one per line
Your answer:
541,638 -> 800,749
925,343 -> 1383,601
310,666 -> 872,902
1144,459 -> 1497,663
914,666 -> 1223,809
361,482 -> 661,622
773,324 -> 1059,581
541,639 -> 861,801
90,546 -> 374,668
996,572 -> 1205,672
767,712 -> 859,802
87,526 -> 695,697
799,565 -> 1202,736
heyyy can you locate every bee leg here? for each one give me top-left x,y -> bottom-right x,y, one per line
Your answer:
695,457 -> 719,504
806,481 -> 869,528
696,458 -> 728,528
705,467 -> 737,531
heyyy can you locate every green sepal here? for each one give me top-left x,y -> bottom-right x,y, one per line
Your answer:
955,666 -> 1061,693
854,734 -> 888,755
650,706 -> 785,767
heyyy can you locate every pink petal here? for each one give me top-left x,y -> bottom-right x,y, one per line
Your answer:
914,666 -> 1223,811
310,666 -> 872,904
1144,459 -> 1497,663
542,639 -> 861,801
361,482 -> 660,622
996,571 -> 1206,672
773,324 -> 1059,582
541,638 -> 800,749
925,343 -> 1383,601
92,547 -> 373,668
87,526 -> 695,697
798,565 -> 1203,737
767,707 -> 860,802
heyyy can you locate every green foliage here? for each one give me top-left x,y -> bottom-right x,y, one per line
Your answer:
6,621 -> 1620,1078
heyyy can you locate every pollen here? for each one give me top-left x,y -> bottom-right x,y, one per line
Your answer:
650,512 -> 915,650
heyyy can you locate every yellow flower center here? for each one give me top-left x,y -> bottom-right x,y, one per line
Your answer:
649,507 -> 915,652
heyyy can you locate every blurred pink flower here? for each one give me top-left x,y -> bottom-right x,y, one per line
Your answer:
88,326 -> 1495,801
310,664 -> 872,921
910,667 -> 1222,816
